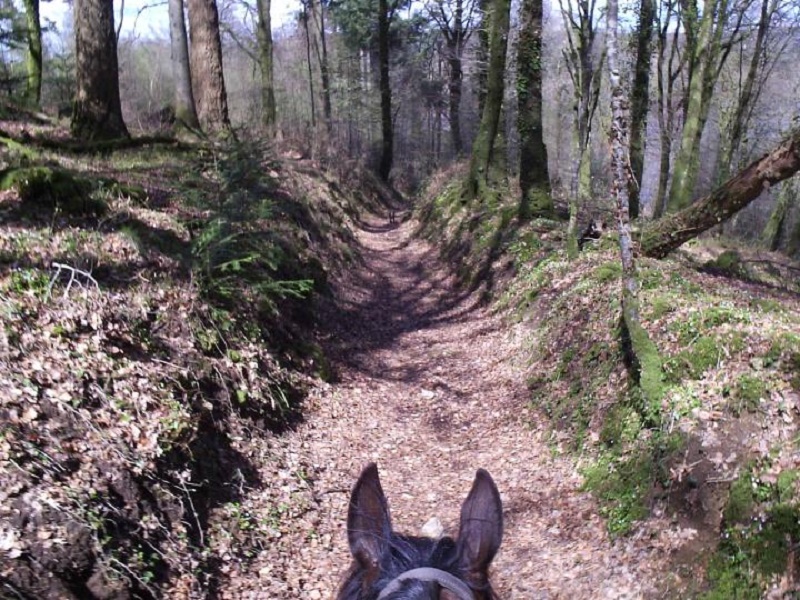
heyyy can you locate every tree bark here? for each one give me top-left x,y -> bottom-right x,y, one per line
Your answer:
302,5 -> 316,129
475,0 -> 490,116
377,0 -> 393,181
72,0 -> 128,140
760,179 -> 792,251
22,0 -> 42,107
517,0 -> 552,219
464,0 -> 510,199
666,0 -> 716,212
559,0 -> 605,256
642,126 -> 800,258
168,0 -> 199,130
627,0 -> 655,219
608,0 -> 662,413
311,0 -> 332,130
653,0 -> 682,218
187,0 -> 231,135
255,0 -> 277,130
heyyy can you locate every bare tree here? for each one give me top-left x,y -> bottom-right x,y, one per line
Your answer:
559,0 -> 605,255
428,0 -> 478,156
628,0 -> 656,219
666,0 -> 747,212
607,0 -> 662,410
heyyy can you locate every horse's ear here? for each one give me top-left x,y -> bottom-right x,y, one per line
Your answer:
457,469 -> 503,575
347,463 -> 392,569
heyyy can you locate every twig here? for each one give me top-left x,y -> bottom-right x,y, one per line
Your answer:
108,556 -> 159,598
48,262 -> 100,299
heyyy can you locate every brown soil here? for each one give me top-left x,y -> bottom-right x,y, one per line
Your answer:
224,214 -> 662,599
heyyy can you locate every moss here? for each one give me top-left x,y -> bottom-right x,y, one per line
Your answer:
0,166 -> 107,216
764,332 -> 800,369
594,261 -> 622,283
706,249 -> 746,277
669,305 -> 742,345
639,268 -> 665,290
582,449 -> 653,536
705,468 -> 800,598
600,404 -> 643,448
752,298 -> 783,313
525,186 -> 555,218
664,336 -> 721,383
729,374 -> 767,416
648,296 -> 674,320
724,472 -> 755,524
627,317 -> 664,418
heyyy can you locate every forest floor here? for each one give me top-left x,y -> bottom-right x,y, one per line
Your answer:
231,212 -> 664,599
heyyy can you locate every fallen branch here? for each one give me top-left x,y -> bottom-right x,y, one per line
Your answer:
642,125 -> 800,258
48,262 -> 100,299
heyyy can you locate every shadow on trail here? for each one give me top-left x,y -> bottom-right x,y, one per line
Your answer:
321,219 -> 487,384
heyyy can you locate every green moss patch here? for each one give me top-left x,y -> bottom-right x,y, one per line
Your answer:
704,469 -> 800,598
582,448 -> 655,537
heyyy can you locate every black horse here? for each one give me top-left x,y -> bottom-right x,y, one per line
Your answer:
337,463 -> 503,600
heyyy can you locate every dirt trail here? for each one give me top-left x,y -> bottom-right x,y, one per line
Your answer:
231,215 -> 659,599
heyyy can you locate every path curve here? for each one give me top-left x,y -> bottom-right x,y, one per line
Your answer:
225,215 -> 658,599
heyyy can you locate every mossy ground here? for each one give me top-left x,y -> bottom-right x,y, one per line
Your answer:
417,171 -> 800,595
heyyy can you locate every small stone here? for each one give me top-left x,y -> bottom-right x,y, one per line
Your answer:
420,517 -> 444,539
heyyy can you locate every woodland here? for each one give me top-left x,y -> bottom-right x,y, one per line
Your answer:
0,0 -> 799,596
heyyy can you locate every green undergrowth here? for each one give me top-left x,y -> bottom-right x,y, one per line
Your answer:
416,163 -> 563,292
448,220 -> 800,590
701,466 -> 800,599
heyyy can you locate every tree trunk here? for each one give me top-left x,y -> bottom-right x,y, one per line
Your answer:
666,0 -> 716,212
717,0 -> 775,185
464,0 -> 510,199
517,0 -> 552,219
642,126 -> 800,258
72,0 -> 128,140
377,0 -> 393,181
22,0 -> 42,107
653,2 -> 681,219
475,0 -> 490,117
628,0 -> 655,219
608,0 -> 662,413
761,179 -> 792,251
559,0 -> 605,254
255,0 -> 277,130
187,0 -> 231,135
168,0 -> 199,130
311,0 -> 332,130
302,6 -> 316,129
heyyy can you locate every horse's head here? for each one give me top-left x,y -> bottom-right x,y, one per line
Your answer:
337,463 -> 503,600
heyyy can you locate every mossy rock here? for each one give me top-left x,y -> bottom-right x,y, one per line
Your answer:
0,166 -> 107,217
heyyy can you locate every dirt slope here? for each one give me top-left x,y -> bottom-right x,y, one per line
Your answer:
227,214 -> 662,599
